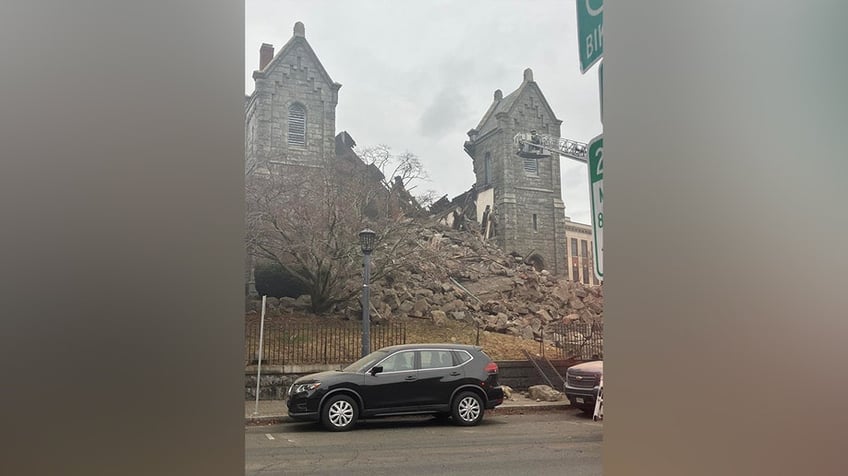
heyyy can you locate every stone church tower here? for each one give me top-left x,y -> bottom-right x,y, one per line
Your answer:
243,22 -> 413,297
245,22 -> 342,173
244,22 -> 343,296
463,68 -> 568,275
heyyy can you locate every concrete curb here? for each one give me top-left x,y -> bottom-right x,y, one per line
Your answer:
488,404 -> 571,416
246,416 -> 291,426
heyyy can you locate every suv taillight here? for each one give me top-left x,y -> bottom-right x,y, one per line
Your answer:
484,362 -> 498,373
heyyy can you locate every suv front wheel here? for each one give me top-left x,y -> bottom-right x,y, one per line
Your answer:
452,391 -> 484,426
321,394 -> 358,432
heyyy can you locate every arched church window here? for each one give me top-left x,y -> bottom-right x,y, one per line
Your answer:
287,103 -> 306,146
483,152 -> 493,185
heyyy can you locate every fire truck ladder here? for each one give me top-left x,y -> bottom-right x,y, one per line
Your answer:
514,131 -> 589,162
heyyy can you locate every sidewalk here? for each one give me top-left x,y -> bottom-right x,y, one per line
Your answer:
245,393 -> 572,426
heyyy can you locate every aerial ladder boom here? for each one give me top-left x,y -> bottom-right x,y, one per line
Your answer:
514,131 -> 588,162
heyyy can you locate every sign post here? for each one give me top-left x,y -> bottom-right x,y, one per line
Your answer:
598,61 -> 604,123
253,295 -> 267,416
587,135 -> 603,281
577,0 -> 604,73
577,0 -> 604,281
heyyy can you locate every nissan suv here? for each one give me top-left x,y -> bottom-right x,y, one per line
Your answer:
287,344 -> 505,431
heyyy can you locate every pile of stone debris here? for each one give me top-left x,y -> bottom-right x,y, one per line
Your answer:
355,221 -> 602,344
253,221 -> 603,347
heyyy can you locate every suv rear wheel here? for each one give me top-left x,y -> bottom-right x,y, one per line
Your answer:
321,394 -> 358,432
452,391 -> 484,426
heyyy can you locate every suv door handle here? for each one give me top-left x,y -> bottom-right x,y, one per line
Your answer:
405,375 -> 417,381
450,372 -> 461,376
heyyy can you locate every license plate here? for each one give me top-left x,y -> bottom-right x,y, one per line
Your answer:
575,397 -> 584,404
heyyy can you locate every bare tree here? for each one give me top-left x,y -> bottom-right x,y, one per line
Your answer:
414,189 -> 441,210
246,156 -> 425,314
355,145 -> 432,217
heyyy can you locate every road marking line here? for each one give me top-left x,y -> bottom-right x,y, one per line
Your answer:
265,434 -> 275,440
563,421 -> 602,427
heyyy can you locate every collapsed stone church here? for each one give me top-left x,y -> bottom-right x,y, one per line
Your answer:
430,68 -> 571,277
245,22 -> 593,289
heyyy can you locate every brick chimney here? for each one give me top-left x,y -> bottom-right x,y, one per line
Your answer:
259,43 -> 274,71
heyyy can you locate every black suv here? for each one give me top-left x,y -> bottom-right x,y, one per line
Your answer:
287,344 -> 505,431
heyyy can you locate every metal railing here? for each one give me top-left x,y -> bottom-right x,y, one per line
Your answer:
549,320 -> 604,361
245,320 -> 406,366
522,349 -> 567,390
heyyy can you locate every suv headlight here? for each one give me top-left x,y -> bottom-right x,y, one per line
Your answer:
291,382 -> 321,394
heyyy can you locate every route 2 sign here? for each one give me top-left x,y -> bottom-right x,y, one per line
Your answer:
587,134 -> 603,281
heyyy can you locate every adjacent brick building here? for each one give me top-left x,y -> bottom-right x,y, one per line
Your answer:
565,219 -> 600,285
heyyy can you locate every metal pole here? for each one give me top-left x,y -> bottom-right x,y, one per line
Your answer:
253,295 -> 267,416
540,333 -> 544,357
361,252 -> 371,357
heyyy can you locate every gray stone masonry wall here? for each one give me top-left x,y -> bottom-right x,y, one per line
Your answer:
245,364 -> 341,400
246,373 -> 298,400
468,76 -> 568,275
246,25 -> 340,171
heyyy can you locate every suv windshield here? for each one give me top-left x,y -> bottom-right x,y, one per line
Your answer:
342,350 -> 389,373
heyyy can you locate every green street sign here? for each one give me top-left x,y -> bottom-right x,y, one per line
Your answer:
587,134 -> 603,280
577,0 -> 604,74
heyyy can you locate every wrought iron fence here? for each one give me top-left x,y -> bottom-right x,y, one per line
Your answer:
245,319 -> 406,366
549,320 -> 604,361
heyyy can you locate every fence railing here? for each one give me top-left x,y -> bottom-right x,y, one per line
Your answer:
245,319 -> 406,366
548,320 -> 604,360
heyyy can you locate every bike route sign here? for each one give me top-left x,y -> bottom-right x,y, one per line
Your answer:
577,0 -> 603,73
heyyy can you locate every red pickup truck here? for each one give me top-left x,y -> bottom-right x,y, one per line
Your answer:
564,360 -> 603,414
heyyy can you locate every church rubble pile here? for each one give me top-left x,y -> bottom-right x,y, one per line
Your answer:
252,219 -> 604,345
359,222 -> 603,343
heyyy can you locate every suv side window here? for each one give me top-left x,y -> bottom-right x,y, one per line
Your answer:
452,351 -> 471,364
379,351 -> 415,372
419,350 -> 455,369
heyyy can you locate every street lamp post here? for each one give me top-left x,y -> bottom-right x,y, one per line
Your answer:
358,228 -> 376,357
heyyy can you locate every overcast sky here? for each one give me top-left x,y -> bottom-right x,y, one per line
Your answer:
246,0 -> 602,224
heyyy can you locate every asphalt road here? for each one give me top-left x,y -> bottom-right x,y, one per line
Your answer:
246,410 -> 602,476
